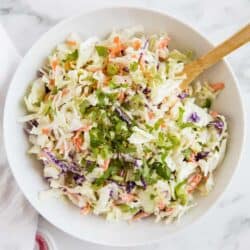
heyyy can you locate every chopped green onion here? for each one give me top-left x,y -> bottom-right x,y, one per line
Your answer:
202,98 -> 212,109
95,46 -> 109,57
107,63 -> 119,76
118,204 -> 138,213
183,148 -> 192,160
129,62 -> 138,72
175,180 -> 188,205
152,162 -> 171,180
65,49 -> 78,61
79,100 -> 90,115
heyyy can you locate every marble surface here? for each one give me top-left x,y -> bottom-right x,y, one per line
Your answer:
1,0 -> 250,249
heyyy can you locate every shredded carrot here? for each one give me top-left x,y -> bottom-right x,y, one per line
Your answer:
165,207 -> 174,214
133,39 -> 141,50
187,173 -> 203,193
86,67 -> 102,72
110,45 -> 126,57
42,128 -> 50,135
210,110 -> 219,118
102,159 -> 110,171
103,76 -> 110,86
120,193 -> 135,202
209,82 -> 225,91
72,131 -> 83,152
113,36 -> 120,44
73,137 -> 82,151
133,211 -> 150,221
118,91 -> 125,103
158,38 -> 170,49
139,58 -> 145,70
188,152 -> 196,163
110,36 -> 126,57
64,61 -> 71,71
148,111 -> 155,120
81,203 -> 91,215
51,60 -> 58,71
49,79 -> 55,86
66,40 -> 77,46
62,88 -> 69,96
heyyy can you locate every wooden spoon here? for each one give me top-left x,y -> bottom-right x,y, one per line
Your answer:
180,24 -> 250,90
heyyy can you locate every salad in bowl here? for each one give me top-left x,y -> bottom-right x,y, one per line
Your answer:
22,26 -> 227,223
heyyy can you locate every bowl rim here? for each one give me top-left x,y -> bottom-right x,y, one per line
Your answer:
3,5 -> 246,247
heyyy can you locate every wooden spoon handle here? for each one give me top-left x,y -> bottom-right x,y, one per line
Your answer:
180,24 -> 250,89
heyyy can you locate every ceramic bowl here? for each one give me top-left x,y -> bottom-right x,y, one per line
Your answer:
3,6 -> 245,246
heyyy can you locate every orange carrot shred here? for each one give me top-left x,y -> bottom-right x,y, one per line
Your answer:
62,88 -> 69,96
113,36 -> 120,44
187,173 -> 203,193
209,82 -> 225,91
102,159 -> 110,171
42,128 -> 50,135
120,193 -> 135,202
66,40 -> 77,46
210,110 -> 219,118
148,111 -> 155,120
133,212 -> 150,221
118,92 -> 125,103
188,152 -> 196,163
72,131 -> 83,152
158,38 -> 170,49
133,40 -> 141,50
51,60 -> 58,71
81,204 -> 91,215
49,79 -> 55,86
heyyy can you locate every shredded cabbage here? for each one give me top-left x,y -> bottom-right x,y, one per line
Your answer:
23,26 -> 228,223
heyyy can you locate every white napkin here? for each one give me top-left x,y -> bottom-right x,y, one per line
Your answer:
0,24 -> 38,250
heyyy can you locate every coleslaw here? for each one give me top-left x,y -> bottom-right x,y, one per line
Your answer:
22,26 -> 228,223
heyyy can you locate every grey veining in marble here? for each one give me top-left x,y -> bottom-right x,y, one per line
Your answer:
0,0 -> 250,249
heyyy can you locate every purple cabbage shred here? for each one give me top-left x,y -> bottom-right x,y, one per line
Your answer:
156,63 -> 160,70
126,181 -> 136,193
115,107 -> 132,126
134,159 -> 142,168
195,151 -> 209,161
142,87 -> 151,95
208,118 -> 224,133
109,189 -> 114,198
24,120 -> 38,134
44,149 -> 83,176
142,39 -> 149,50
73,175 -> 85,185
177,92 -> 188,99
123,66 -> 129,73
188,112 -> 200,123
119,154 -> 142,168
138,52 -> 143,63
140,176 -> 147,190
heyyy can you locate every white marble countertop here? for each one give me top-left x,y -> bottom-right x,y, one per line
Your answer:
1,0 -> 250,249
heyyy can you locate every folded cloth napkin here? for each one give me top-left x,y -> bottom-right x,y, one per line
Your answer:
0,24 -> 38,250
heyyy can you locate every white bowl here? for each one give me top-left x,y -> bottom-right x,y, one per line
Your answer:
3,6 -> 245,247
